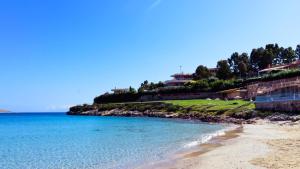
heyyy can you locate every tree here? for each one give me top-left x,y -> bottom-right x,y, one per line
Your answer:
281,47 -> 296,64
250,47 -> 263,72
195,65 -> 211,79
250,46 -> 274,71
148,82 -> 156,90
129,86 -> 136,93
295,45 -> 300,59
156,81 -> 165,88
265,43 -> 281,65
261,49 -> 274,68
237,62 -> 248,78
228,52 -> 239,74
138,80 -> 149,92
228,52 -> 250,78
142,80 -> 148,86
216,60 -> 232,80
138,80 -> 164,92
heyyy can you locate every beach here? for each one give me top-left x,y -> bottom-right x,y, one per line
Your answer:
171,120 -> 300,169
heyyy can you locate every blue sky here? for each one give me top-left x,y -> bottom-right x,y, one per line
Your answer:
0,0 -> 300,112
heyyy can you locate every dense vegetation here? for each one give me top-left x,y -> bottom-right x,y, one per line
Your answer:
196,44 -> 300,80
243,69 -> 300,84
94,91 -> 141,103
92,43 -> 300,104
185,79 -> 243,91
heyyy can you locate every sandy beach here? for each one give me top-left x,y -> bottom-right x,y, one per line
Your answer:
171,121 -> 300,169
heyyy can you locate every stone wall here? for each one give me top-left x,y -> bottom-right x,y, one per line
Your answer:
247,76 -> 300,99
255,100 -> 300,112
139,92 -> 221,101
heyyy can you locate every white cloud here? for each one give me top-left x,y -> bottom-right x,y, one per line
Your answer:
149,0 -> 162,10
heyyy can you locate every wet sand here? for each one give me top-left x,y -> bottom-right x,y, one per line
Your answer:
137,125 -> 242,169
172,121 -> 300,169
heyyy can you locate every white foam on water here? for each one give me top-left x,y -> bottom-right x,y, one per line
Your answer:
183,125 -> 238,148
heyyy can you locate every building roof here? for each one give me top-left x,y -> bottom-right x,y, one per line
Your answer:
288,60 -> 300,67
258,65 -> 287,73
171,73 -> 193,78
164,79 -> 190,84
208,68 -> 218,71
259,60 -> 300,73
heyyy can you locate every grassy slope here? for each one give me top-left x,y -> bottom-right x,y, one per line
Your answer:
164,99 -> 255,116
165,99 -> 254,109
70,99 -> 257,119
79,99 -> 255,119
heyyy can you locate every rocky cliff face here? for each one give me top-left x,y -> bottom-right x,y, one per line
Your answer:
67,108 -> 251,124
67,102 -> 300,124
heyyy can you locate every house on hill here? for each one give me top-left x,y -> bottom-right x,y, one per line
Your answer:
208,67 -> 218,76
164,73 -> 193,87
111,88 -> 130,94
259,60 -> 300,75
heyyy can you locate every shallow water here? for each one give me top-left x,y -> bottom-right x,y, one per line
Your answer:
0,113 -> 225,169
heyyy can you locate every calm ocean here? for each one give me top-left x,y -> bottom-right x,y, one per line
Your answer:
0,113 -> 226,169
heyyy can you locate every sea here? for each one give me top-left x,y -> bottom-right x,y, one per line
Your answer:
0,113 -> 228,169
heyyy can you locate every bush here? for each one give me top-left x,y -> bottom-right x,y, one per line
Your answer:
193,80 -> 209,90
210,80 -> 237,91
243,69 -> 300,85
94,92 -> 141,104
93,79 -> 246,104
261,69 -> 300,81
157,86 -> 193,94
69,104 -> 94,113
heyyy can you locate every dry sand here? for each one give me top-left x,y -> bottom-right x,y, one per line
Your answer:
171,121 -> 300,169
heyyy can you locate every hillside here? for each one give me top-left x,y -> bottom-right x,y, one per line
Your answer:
68,99 -> 261,124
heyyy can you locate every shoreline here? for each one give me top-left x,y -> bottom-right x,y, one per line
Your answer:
136,124 -> 241,169
67,109 -> 256,124
169,120 -> 300,169
68,107 -> 300,169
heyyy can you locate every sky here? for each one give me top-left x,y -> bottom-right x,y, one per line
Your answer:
0,0 -> 300,112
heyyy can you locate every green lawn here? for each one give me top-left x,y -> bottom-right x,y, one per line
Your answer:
164,99 -> 255,111
73,99 -> 256,118
111,99 -> 255,112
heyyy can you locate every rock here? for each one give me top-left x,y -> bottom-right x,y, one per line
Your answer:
165,113 -> 178,118
68,107 -> 266,124
81,110 -> 98,115
266,113 -> 292,121
291,115 -> 300,122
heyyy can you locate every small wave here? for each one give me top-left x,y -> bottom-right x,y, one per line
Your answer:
183,125 -> 238,148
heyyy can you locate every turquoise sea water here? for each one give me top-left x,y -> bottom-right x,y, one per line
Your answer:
0,113 -> 226,169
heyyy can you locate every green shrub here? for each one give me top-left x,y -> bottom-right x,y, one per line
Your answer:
94,92 -> 141,104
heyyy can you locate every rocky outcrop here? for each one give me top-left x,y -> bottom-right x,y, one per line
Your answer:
265,113 -> 300,122
68,101 -> 300,124
68,109 -> 177,118
67,108 -> 254,124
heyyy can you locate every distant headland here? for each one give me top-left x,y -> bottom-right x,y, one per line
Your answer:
0,109 -> 10,113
